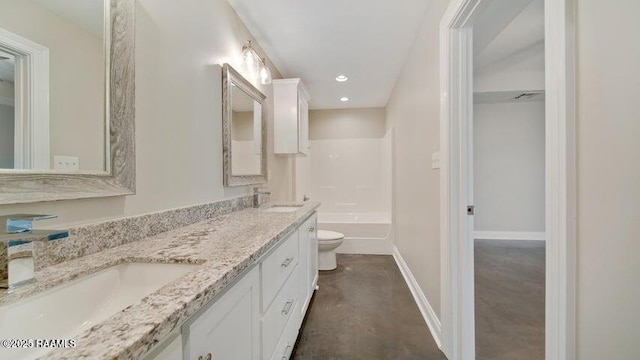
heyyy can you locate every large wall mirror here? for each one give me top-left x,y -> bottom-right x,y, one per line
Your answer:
0,0 -> 135,204
222,64 -> 267,187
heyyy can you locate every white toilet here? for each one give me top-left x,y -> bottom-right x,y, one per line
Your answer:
317,230 -> 345,271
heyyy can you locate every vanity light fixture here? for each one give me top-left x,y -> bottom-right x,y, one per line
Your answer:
336,74 -> 349,82
340,97 -> 350,102
259,57 -> 272,85
241,40 -> 272,85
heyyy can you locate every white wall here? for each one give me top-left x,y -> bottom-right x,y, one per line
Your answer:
473,100 -> 545,232
310,138 -> 386,213
308,108 -> 390,214
0,0 -> 105,170
0,0 -> 290,228
576,0 -> 640,358
385,0 -> 450,317
0,104 -> 14,168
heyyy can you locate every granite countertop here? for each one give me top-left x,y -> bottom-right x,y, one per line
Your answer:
0,201 -> 320,360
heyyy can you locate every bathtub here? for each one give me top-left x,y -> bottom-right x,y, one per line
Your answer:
317,212 -> 393,255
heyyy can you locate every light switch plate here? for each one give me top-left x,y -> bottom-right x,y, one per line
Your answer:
432,152 -> 440,170
54,156 -> 80,171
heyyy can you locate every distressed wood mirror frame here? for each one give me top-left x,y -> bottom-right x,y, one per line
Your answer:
0,0 -> 136,205
222,63 -> 267,187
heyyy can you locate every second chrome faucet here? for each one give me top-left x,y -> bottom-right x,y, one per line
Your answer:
0,214 -> 69,290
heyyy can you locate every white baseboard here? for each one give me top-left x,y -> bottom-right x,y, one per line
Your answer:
336,238 -> 393,255
474,231 -> 546,241
392,246 -> 442,349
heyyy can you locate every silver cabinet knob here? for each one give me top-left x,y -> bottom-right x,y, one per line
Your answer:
206,354 -> 212,360
281,257 -> 294,268
282,300 -> 294,315
282,345 -> 293,360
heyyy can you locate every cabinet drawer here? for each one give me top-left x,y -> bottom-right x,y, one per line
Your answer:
269,305 -> 300,360
262,267 -> 299,360
262,231 -> 299,310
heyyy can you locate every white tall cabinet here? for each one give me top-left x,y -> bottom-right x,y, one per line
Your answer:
273,79 -> 311,155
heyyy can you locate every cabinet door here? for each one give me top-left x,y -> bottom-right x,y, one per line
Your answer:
184,267 -> 260,360
308,215 -> 318,290
142,332 -> 182,360
298,214 -> 318,317
298,218 -> 311,317
298,96 -> 309,155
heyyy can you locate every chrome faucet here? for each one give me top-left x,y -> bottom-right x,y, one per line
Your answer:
253,187 -> 271,208
0,214 -> 69,290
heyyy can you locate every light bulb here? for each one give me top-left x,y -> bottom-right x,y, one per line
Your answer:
259,59 -> 272,85
241,41 -> 260,73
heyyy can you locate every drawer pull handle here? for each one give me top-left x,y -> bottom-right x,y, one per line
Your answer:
282,300 -> 294,315
282,345 -> 293,360
309,227 -> 315,232
206,354 -> 212,360
281,257 -> 294,268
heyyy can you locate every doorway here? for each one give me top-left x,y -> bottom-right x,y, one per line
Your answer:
472,1 -> 546,358
439,0 -> 576,359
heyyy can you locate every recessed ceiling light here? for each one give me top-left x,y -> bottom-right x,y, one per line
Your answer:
335,75 -> 349,82
340,97 -> 350,102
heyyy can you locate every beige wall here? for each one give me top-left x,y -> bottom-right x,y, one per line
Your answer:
309,108 -> 385,140
0,0 -> 290,227
0,0 -> 104,171
0,81 -> 13,98
576,0 -> 640,358
231,111 -> 254,141
385,0 -> 451,317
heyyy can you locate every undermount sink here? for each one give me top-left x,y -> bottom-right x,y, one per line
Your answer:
263,204 -> 304,213
0,262 -> 198,360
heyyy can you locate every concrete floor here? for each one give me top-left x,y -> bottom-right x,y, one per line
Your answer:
292,254 -> 446,360
474,239 -> 545,360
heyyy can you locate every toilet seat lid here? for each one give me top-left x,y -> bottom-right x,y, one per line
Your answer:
317,230 -> 345,241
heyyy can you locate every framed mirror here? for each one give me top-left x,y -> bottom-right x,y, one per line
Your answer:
0,0 -> 135,204
222,64 -> 267,187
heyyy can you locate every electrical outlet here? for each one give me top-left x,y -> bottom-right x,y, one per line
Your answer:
54,156 -> 79,171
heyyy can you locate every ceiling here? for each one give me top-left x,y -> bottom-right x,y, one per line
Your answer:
31,0 -> 104,38
228,0 -> 431,110
474,0 -> 544,70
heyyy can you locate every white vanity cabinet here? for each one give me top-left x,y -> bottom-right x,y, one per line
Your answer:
273,79 -> 311,155
183,267 -> 260,360
146,212 -> 319,360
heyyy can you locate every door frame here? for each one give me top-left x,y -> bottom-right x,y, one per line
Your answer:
439,0 -> 576,359
0,28 -> 50,170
